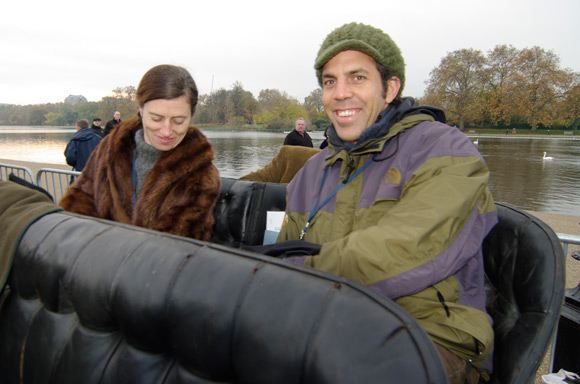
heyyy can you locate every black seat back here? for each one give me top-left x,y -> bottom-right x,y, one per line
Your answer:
0,209 -> 449,383
483,203 -> 565,383
211,178 -> 287,247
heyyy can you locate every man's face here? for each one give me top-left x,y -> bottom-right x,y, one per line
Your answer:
295,120 -> 306,134
114,112 -> 121,120
94,120 -> 101,127
321,50 -> 399,143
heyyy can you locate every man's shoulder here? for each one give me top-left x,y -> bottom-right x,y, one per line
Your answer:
403,119 -> 463,138
279,145 -> 320,156
75,128 -> 102,140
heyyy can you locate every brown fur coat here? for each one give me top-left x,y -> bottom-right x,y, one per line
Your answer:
59,116 -> 221,241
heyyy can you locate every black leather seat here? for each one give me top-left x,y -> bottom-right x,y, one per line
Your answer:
0,178 -> 566,383
211,178 -> 287,247
0,179 -> 449,383
483,203 -> 566,383
210,181 -> 567,382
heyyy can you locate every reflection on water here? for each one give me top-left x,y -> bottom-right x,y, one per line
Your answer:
1,127 -> 579,215
204,131 -> 325,178
0,127 -> 75,164
479,137 -> 580,215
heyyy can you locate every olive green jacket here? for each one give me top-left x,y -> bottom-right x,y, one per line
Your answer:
0,181 -> 61,295
241,146 -> 321,184
278,108 -> 497,376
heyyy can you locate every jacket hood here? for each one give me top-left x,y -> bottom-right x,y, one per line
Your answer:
72,127 -> 102,142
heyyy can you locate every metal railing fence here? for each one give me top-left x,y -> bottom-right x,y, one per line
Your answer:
36,168 -> 81,202
0,163 -> 34,184
557,233 -> 580,256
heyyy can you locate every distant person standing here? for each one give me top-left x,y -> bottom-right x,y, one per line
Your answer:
64,119 -> 102,172
104,111 -> 121,136
91,118 -> 104,137
284,117 -> 313,147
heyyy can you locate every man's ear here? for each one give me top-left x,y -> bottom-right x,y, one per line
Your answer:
385,77 -> 401,104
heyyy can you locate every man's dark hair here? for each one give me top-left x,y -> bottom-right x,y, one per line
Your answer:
76,119 -> 90,129
376,61 -> 403,105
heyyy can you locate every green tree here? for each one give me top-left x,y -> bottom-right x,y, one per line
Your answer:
256,89 -> 307,129
29,107 -> 47,125
96,86 -> 137,123
228,82 -> 257,125
44,112 -> 62,126
304,88 -> 328,128
75,101 -> 99,122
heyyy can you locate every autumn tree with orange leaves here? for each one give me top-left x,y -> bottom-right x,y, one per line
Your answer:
423,45 -> 579,130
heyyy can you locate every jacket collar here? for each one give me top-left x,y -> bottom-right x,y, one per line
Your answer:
324,98 -> 446,165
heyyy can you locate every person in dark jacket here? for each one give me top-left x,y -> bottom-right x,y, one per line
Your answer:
90,118 -> 104,137
283,118 -> 313,147
104,111 -> 121,136
64,119 -> 102,172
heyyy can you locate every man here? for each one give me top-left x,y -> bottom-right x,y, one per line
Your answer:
104,111 -> 121,136
277,23 -> 497,383
64,119 -> 102,173
90,117 -> 104,137
283,117 -> 313,147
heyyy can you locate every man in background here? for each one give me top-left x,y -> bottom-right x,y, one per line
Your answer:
90,118 -> 104,137
104,111 -> 121,136
283,117 -> 313,147
64,119 -> 102,173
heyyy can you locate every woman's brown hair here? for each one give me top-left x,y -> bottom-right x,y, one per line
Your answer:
136,65 -> 198,115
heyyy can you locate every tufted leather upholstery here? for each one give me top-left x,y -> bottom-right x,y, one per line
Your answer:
483,204 -> 565,384
0,178 -> 449,384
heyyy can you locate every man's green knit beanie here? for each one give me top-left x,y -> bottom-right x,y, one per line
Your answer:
314,22 -> 405,94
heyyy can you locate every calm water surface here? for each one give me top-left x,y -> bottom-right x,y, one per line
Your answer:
1,127 -> 579,215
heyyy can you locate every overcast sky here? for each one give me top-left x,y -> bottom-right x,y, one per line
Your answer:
1,0 -> 579,106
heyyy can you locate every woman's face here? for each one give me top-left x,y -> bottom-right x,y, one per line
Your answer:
139,95 -> 192,151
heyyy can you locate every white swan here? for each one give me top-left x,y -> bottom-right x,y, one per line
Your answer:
473,138 -> 479,145
543,152 -> 553,160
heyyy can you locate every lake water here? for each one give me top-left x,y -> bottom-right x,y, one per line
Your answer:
1,126 -> 580,216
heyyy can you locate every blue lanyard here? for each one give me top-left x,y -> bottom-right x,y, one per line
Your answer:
299,158 -> 373,240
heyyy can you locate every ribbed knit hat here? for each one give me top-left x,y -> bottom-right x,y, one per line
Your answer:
314,22 -> 405,93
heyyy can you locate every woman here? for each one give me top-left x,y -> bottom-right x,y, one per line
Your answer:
60,65 -> 221,241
